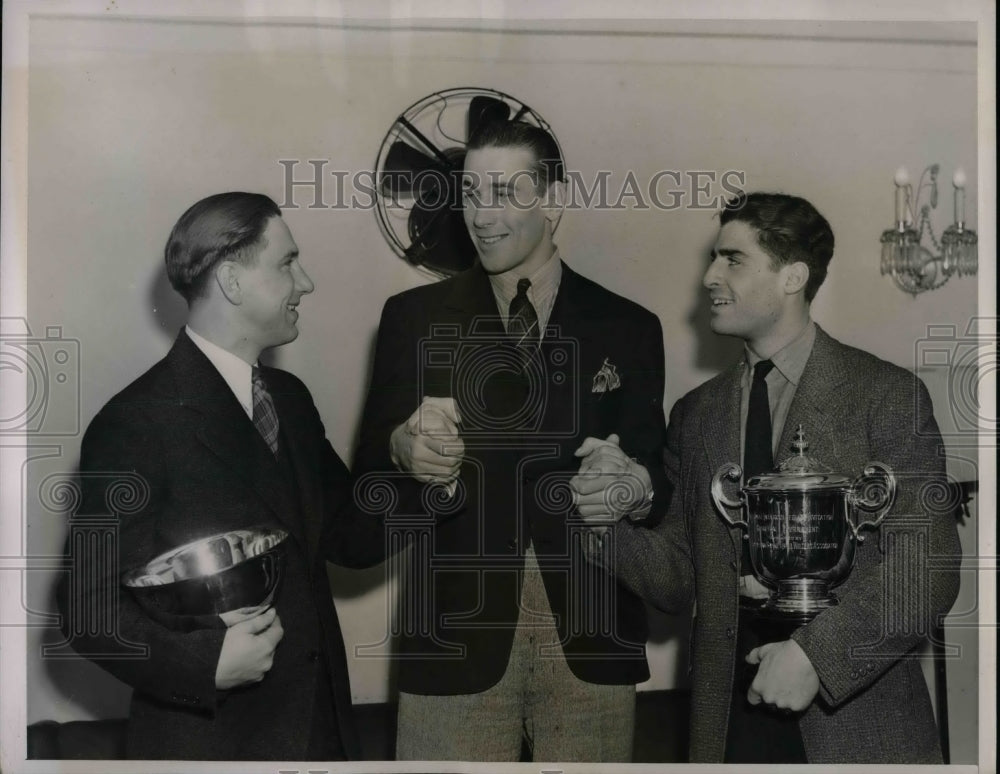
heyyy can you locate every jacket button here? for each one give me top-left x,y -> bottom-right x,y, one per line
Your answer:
850,670 -> 859,680
308,649 -> 320,662
725,627 -> 735,639
506,538 -> 517,550
729,560 -> 737,570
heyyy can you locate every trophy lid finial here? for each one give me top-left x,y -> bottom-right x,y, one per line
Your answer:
791,424 -> 808,456
775,424 -> 834,477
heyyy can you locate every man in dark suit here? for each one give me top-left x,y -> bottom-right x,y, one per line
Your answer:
354,121 -> 667,761
57,192 -> 383,760
584,192 -> 962,763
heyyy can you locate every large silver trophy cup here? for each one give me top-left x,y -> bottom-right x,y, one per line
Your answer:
711,426 -> 896,624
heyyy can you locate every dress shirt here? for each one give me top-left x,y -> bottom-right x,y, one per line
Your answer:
488,248 -> 563,337
185,325 -> 254,419
739,319 -> 817,462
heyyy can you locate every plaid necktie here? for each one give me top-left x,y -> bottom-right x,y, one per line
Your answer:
508,278 -> 539,350
251,366 -> 280,454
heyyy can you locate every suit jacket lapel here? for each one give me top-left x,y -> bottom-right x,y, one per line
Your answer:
167,332 -> 302,539
268,382 -> 322,563
778,325 -> 844,463
443,262 -> 506,334
701,365 -> 742,480
699,364 -> 745,561
547,262 -> 596,339
699,325 -> 846,472
445,260 -> 596,332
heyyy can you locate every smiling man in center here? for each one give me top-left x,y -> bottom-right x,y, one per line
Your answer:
355,120 -> 668,762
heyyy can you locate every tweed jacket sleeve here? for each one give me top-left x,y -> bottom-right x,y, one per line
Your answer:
594,391 -> 696,614
790,368 -> 962,707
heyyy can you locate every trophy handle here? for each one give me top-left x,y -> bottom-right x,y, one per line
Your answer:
849,462 -> 896,542
711,463 -> 748,529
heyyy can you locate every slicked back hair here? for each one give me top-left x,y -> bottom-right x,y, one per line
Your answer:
466,120 -> 564,192
164,192 -> 281,303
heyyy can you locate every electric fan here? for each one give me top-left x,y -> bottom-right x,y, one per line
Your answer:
373,87 -> 561,278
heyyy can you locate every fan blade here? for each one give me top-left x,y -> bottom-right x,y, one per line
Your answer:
381,141 -> 451,197
406,201 -> 477,276
467,96 -> 511,141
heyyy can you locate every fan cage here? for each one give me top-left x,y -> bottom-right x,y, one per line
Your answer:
373,87 -> 563,279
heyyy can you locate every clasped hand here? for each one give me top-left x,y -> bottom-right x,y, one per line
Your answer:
390,396 -> 464,484
570,433 -> 651,522
746,639 -> 820,712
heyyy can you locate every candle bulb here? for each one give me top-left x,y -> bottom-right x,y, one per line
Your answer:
953,167 -> 966,225
894,166 -> 909,225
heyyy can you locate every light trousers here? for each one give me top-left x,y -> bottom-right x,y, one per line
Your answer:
396,545 -> 635,762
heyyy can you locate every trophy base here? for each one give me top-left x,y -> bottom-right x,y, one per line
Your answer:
758,578 -> 838,626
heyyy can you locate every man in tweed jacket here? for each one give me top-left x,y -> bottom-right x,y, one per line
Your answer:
584,192 -> 961,763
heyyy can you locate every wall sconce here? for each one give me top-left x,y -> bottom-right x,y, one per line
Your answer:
880,164 -> 978,296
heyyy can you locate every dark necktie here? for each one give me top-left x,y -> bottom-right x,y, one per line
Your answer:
740,359 -> 774,571
251,366 -> 280,454
508,278 -> 540,350
743,359 -> 775,479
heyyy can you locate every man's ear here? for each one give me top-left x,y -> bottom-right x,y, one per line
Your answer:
783,261 -> 810,296
543,179 -> 566,227
214,262 -> 242,304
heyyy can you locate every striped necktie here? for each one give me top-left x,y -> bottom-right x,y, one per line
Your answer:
508,278 -> 539,350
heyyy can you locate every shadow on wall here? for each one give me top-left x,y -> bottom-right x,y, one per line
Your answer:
148,265 -> 188,345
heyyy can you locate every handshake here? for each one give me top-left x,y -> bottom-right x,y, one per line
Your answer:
389,396 -> 653,521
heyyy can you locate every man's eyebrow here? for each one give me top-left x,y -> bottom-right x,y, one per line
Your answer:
711,247 -> 742,258
285,248 -> 299,259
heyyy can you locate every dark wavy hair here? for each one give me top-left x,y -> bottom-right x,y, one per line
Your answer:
720,192 -> 834,301
164,192 -> 281,302
466,120 -> 564,192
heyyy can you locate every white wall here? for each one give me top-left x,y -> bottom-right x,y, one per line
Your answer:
18,13 -> 982,762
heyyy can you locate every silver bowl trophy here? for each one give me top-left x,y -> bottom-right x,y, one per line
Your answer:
122,526 -> 288,624
711,426 -> 896,627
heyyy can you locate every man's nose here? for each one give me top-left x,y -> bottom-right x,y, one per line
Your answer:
703,258 -> 720,288
471,198 -> 497,228
294,263 -> 315,294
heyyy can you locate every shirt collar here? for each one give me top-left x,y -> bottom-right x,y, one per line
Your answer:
185,325 -> 254,417
487,248 -> 563,310
743,319 -> 816,386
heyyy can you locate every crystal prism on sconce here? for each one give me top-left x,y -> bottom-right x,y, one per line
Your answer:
880,164 -> 978,296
